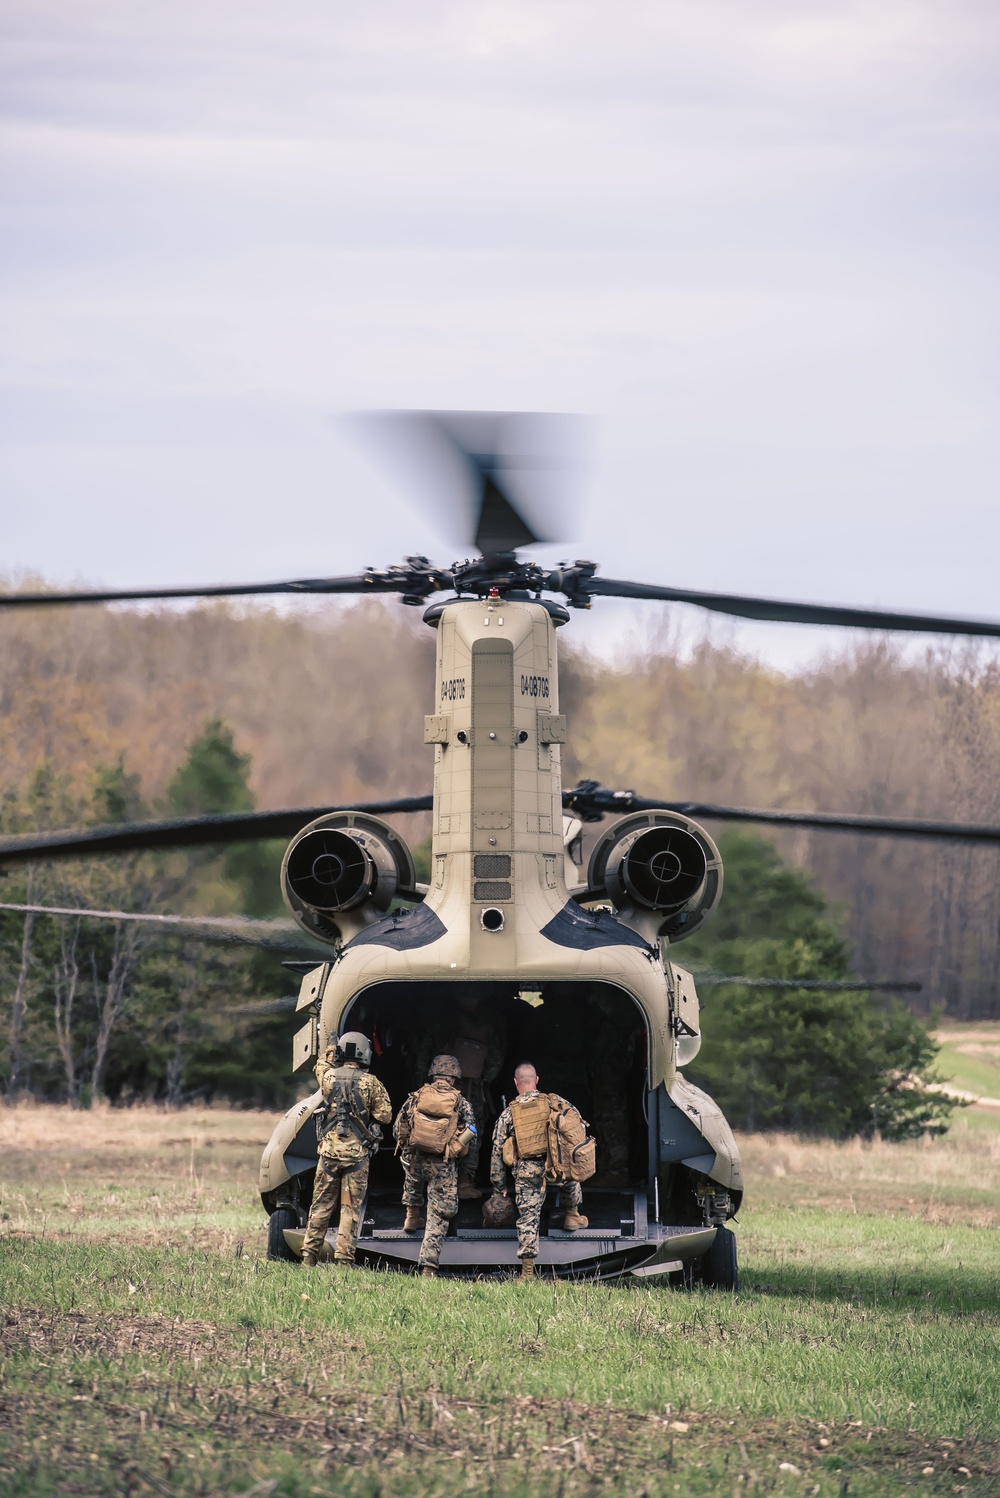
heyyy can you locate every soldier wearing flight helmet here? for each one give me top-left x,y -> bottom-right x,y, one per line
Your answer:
301,1031 -> 392,1268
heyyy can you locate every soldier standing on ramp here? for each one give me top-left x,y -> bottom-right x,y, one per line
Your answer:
414,994 -> 508,1201
301,1031 -> 392,1268
394,1054 -> 477,1278
490,1062 -> 589,1280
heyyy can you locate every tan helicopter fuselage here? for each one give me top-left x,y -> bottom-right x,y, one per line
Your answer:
260,593 -> 742,1275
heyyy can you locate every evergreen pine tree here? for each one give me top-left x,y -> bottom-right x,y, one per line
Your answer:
682,832 -> 956,1138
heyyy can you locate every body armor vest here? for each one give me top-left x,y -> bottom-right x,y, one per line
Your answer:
318,1066 -> 379,1150
509,1094 -> 551,1159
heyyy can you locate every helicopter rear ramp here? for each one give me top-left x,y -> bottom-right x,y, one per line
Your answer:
279,1187 -> 716,1279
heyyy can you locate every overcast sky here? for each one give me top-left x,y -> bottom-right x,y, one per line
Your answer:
1,0 -> 998,667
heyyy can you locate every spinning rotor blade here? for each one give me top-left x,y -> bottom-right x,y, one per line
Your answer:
348,409 -> 581,555
564,782 -> 1000,844
0,902 -> 326,955
693,973 -> 921,992
3,902 -> 922,997
4,782 -> 1000,866
0,795 -> 433,865
585,577 -> 1000,638
221,996 -> 299,1015
0,572 -> 424,610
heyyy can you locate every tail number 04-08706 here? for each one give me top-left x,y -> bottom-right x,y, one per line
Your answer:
441,678 -> 466,702
521,675 -> 550,698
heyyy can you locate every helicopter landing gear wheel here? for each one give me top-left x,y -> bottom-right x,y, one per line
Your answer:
700,1224 -> 738,1291
266,1206 -> 300,1263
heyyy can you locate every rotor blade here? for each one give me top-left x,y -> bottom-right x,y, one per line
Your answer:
586,577 -> 1000,638
348,409 -> 581,556
564,782 -> 1000,843
0,795 -> 433,865
220,996 -> 299,1015
0,572 -> 426,609
0,902 -> 327,955
693,973 -> 922,991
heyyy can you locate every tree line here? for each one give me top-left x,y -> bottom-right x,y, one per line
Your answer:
0,723 -> 291,1107
6,597 -> 1000,1030
0,590 -> 994,1121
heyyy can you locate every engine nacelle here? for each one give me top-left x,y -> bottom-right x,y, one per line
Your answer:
586,810 -> 723,942
281,812 -> 418,942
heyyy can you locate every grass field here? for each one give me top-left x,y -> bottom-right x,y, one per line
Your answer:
934,1025 -> 1000,1132
1,1103 -> 998,1497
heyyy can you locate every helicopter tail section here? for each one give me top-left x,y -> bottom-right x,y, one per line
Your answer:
259,1089 -> 322,1230
653,1074 -> 744,1225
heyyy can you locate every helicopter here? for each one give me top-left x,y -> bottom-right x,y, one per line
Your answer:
4,409 -> 1000,1285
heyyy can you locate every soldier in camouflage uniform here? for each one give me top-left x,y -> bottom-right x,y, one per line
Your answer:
301,1032 -> 392,1267
491,1062 -> 588,1279
394,1054 -> 477,1278
413,995 -> 507,1200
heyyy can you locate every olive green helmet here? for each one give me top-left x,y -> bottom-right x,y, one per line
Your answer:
337,1031 -> 373,1067
429,1053 -> 461,1081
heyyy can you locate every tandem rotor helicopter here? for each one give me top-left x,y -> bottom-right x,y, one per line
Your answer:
4,409 -> 1000,1286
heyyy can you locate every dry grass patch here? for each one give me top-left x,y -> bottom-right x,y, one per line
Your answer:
742,1127 -> 1000,1227
0,1100 -> 282,1254
0,1098 -> 282,1154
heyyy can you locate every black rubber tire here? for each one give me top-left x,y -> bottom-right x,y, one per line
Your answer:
700,1224 -> 739,1291
266,1206 -> 300,1263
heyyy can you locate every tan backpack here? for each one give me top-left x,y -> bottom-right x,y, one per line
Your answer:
407,1082 -> 461,1157
546,1099 -> 597,1183
502,1093 -> 596,1182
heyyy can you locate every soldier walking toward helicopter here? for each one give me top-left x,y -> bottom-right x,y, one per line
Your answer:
490,1062 -> 588,1280
394,1054 -> 477,1278
301,1031 -> 392,1268
413,994 -> 507,1201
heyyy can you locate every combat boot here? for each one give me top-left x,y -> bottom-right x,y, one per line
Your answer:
300,1253 -> 318,1267
403,1208 -> 426,1233
519,1257 -> 535,1280
561,1210 -> 589,1231
421,1265 -> 437,1279
458,1172 -> 483,1201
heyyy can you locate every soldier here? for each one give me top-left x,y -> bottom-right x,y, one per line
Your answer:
394,1054 -> 477,1278
301,1031 -> 392,1268
491,1062 -> 588,1280
413,994 -> 507,1200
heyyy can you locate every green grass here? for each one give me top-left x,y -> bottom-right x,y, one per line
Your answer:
938,1046 -> 1000,1101
935,1023 -> 1000,1135
1,1107 -> 998,1496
